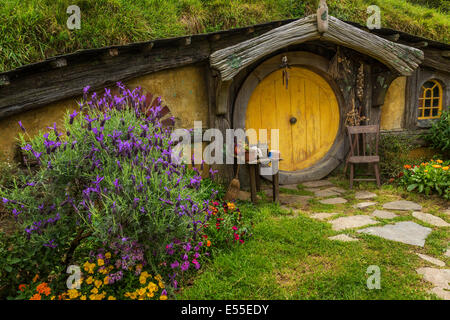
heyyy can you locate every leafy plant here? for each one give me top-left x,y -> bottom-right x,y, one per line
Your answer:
400,160 -> 450,199
422,110 -> 450,157
0,83 -> 218,298
378,133 -> 426,179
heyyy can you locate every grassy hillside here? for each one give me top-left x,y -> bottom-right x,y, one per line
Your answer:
0,0 -> 449,72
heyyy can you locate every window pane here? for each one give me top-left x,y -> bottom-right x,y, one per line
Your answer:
432,109 -> 439,117
424,108 -> 430,117
433,99 -> 439,107
425,89 -> 432,98
433,86 -> 440,97
425,99 -> 431,108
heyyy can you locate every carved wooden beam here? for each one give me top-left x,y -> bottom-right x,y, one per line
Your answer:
317,0 -> 329,33
210,14 -> 424,81
50,58 -> 67,68
384,33 -> 400,42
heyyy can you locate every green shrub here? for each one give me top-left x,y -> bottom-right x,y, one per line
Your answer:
422,110 -> 450,157
378,133 -> 426,179
0,84 -> 216,298
399,160 -> 450,200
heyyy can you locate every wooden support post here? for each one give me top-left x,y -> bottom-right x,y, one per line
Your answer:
249,164 -> 257,204
272,172 -> 279,204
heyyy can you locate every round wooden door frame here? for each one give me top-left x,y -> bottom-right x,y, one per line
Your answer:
233,51 -> 346,184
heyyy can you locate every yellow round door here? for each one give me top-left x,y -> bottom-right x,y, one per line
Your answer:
245,67 -> 339,171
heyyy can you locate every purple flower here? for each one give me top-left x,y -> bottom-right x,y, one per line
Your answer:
69,110 -> 79,124
18,121 -> 26,132
181,261 -> 189,271
170,261 -> 179,269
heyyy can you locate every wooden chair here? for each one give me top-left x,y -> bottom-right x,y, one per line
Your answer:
346,125 -> 381,189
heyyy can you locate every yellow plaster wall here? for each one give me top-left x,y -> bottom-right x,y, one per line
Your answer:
0,65 -> 210,161
0,99 -> 79,161
126,65 -> 209,129
380,77 -> 407,130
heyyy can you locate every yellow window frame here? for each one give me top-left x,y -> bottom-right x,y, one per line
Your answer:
418,80 -> 443,120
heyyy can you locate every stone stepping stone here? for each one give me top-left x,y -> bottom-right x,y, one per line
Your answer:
416,253 -> 446,267
353,202 -> 377,209
278,194 -> 312,207
445,249 -> 450,258
358,221 -> 432,247
383,200 -> 422,211
371,210 -> 398,219
355,191 -> 377,200
303,180 -> 334,188
330,215 -> 378,231
430,287 -> 450,300
443,208 -> 450,216
416,267 -> 450,300
328,234 -> 359,242
328,187 -> 346,194
412,212 -> 450,227
305,187 -> 320,193
314,188 -> 340,198
319,197 -> 347,205
310,212 -> 339,220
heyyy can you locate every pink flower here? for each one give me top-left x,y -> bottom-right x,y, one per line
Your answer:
232,226 -> 238,231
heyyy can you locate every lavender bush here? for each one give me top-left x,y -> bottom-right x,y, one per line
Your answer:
0,83 -> 218,296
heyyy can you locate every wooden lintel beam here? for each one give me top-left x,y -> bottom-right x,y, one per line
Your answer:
50,58 -> 67,68
0,75 -> 10,86
182,37 -> 192,46
441,51 -> 450,58
384,33 -> 400,42
412,41 -> 428,48
108,48 -> 119,57
210,34 -> 221,41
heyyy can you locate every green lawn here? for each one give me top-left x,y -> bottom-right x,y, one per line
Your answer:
180,178 -> 449,300
1,0 -> 449,72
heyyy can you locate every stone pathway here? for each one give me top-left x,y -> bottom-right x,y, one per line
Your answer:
314,188 -> 341,197
383,200 -> 422,211
319,197 -> 348,205
371,210 -> 398,219
412,212 -> 450,227
357,221 -> 432,247
355,191 -> 377,200
328,234 -> 359,242
416,253 -> 446,267
330,215 -> 378,231
353,202 -> 377,209
302,180 -> 334,188
296,179 -> 450,299
416,268 -> 450,300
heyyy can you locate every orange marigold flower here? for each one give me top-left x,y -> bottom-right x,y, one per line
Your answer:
404,165 -> 411,169
443,167 -> 449,171
18,284 -> 27,292
436,159 -> 443,164
206,240 -> 211,247
30,293 -> 41,300
432,165 -> 442,168
32,274 -> 39,283
36,283 -> 51,296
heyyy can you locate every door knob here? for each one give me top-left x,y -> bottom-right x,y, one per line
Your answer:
290,117 -> 297,124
